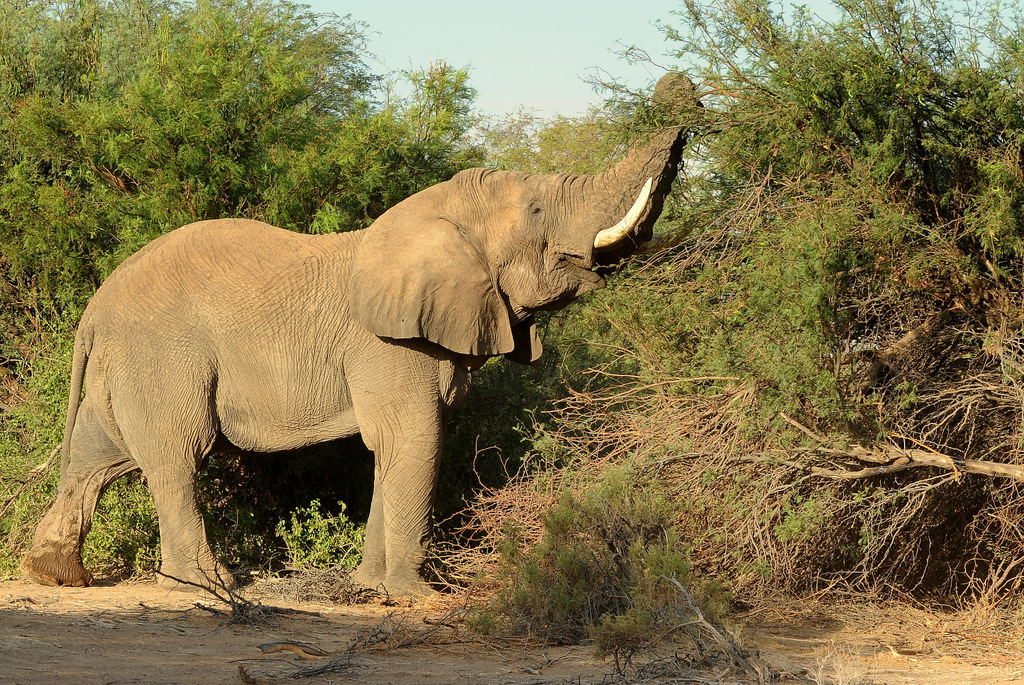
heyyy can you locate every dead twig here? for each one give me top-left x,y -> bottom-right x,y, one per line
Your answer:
660,575 -> 776,684
0,446 -> 60,521
155,569 -> 278,625
258,642 -> 331,660
288,607 -> 468,679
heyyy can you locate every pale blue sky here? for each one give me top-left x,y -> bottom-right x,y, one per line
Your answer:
302,1 -> 838,117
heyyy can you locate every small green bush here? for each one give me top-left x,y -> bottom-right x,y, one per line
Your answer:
485,466 -> 726,656
275,499 -> 365,570
82,475 -> 161,578
0,326 -> 75,578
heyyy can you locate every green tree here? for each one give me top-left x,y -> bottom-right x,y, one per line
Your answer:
480,108 -> 624,174
0,0 -> 375,313
285,61 -> 484,233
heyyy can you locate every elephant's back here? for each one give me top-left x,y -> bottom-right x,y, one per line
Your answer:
83,219 -> 362,344
96,219 -> 346,298
100,219 -> 319,291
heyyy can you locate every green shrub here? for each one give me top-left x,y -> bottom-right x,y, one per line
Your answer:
0,325 -> 74,578
82,475 -> 161,578
485,466 -> 726,656
275,499 -> 365,570
0,466 -> 57,578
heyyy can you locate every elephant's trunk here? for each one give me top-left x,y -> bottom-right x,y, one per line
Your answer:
590,125 -> 688,252
588,73 -> 702,252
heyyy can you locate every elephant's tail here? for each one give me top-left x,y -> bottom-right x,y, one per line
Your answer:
60,322 -> 91,474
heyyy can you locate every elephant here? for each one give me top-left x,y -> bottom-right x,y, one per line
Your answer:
21,76 -> 697,597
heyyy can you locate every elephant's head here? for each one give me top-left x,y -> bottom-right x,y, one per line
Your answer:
350,74 -> 699,364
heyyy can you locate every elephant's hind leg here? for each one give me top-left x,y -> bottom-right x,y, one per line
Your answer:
22,399 -> 139,587
145,457 -> 234,593
118,403 -> 230,593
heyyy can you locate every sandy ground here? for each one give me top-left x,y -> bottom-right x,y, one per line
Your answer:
1,578 -> 1022,684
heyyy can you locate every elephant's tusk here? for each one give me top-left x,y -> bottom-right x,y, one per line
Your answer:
594,177 -> 654,250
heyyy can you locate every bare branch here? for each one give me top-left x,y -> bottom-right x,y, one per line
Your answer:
747,443 -> 1024,482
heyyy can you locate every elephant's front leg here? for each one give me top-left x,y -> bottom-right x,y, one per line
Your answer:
349,348 -> 446,597
359,424 -> 442,597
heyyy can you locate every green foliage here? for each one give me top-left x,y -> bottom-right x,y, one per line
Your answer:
0,464 -> 57,577
275,499 -> 365,570
0,323 -> 74,577
81,475 -> 160,578
480,108 -> 625,174
595,0 -> 1024,427
0,0 -> 371,308
773,492 -> 832,544
485,466 -> 716,651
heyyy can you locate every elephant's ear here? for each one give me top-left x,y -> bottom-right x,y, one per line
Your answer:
349,218 -> 516,356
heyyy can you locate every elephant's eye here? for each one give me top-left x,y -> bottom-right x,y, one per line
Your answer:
530,205 -> 543,216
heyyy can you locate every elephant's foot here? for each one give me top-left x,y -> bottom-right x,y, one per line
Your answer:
349,559 -> 386,591
156,562 -> 236,594
21,547 -> 93,588
351,562 -> 431,597
381,572 -> 433,599
351,552 -> 432,598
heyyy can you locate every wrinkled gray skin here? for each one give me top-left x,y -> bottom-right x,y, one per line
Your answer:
22,89 -> 692,597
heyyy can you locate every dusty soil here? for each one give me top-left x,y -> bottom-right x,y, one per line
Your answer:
1,578 -> 1022,684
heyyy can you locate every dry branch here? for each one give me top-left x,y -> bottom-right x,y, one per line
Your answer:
773,414 -> 1024,481
0,446 -> 59,520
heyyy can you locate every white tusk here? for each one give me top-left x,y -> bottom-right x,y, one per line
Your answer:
593,177 -> 654,250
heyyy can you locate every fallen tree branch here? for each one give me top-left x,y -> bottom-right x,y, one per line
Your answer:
735,443 -> 1024,482
891,447 -> 1024,481
768,413 -> 1024,481
729,453 -> 925,480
